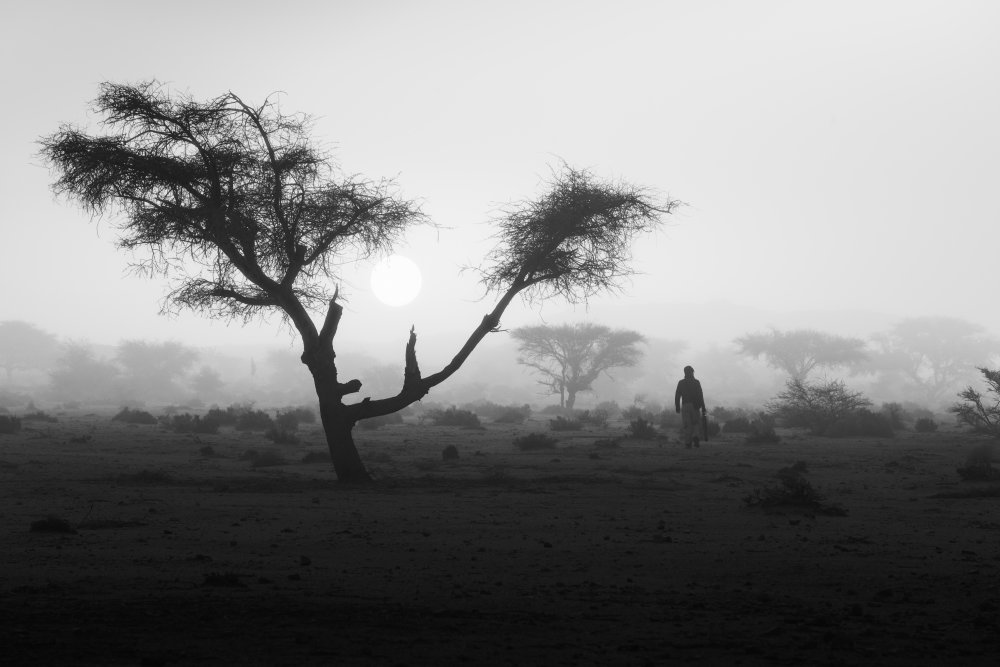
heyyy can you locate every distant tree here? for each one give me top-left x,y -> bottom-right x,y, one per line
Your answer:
871,317 -> 1000,405
950,367 -> 1000,438
735,328 -> 868,382
116,340 -> 199,402
512,323 -> 645,409
41,81 -> 678,482
190,365 -> 225,398
49,343 -> 120,402
0,321 -> 60,383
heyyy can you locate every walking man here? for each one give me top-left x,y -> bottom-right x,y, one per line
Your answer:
675,365 -> 706,448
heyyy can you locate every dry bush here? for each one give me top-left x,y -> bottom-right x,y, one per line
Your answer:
767,378 -> 871,435
951,367 -> 1000,437
549,415 -> 582,431
425,406 -> 482,429
628,417 -> 657,439
956,444 -> 1000,481
111,407 -> 157,425
514,432 -> 558,451
914,417 -> 938,433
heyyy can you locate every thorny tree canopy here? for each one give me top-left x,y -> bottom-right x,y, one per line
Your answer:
39,81 -> 421,323
478,166 -> 681,304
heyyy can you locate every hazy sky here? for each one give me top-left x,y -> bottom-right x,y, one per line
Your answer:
3,0 -> 999,358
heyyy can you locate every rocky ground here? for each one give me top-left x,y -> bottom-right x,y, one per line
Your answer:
1,411 -> 998,665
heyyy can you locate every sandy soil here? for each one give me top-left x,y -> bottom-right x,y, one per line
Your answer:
1,411 -> 998,666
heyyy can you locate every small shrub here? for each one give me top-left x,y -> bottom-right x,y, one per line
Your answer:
721,415 -> 754,433
198,445 -> 217,457
493,408 -> 529,424
956,444 -> 1000,481
744,461 -> 846,515
549,415 -> 582,431
111,407 -> 158,425
463,401 -> 530,423
205,406 -> 237,427
0,415 -> 22,434
594,401 -> 621,419
441,445 -> 459,460
745,419 -> 782,445
914,417 -> 938,433
426,406 -> 482,428
280,406 -> 316,424
575,409 -> 609,428
357,412 -> 404,430
514,432 -> 558,451
234,407 -> 274,431
657,410 -> 683,431
628,417 -> 658,439
826,409 -> 894,438
880,402 -> 909,430
622,405 -> 655,422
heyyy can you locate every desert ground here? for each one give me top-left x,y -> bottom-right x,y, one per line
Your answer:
1,408 -> 999,666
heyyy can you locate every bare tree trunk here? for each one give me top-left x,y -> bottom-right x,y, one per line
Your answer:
566,389 -> 577,410
316,395 -> 371,483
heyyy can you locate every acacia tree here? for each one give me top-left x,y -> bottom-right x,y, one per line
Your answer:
871,317 -> 999,405
0,321 -> 60,383
512,323 -> 645,409
41,81 -> 678,482
735,328 -> 867,382
116,340 -> 199,402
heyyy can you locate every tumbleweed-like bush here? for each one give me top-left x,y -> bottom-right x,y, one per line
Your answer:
514,432 -> 558,451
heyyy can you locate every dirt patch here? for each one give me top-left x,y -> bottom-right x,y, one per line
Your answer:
1,416 -> 998,664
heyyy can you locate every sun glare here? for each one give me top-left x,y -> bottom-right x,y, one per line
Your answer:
370,254 -> 422,307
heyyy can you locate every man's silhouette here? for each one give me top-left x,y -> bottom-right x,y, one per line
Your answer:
675,365 -> 706,448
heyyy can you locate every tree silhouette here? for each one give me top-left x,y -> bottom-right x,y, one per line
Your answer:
116,340 -> 199,402
735,328 -> 867,382
871,317 -> 999,404
41,81 -> 679,482
49,343 -> 120,403
512,323 -> 645,409
0,321 -> 59,383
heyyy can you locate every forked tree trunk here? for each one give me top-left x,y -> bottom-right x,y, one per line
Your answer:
316,394 -> 370,483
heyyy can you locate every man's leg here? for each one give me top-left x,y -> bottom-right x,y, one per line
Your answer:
682,404 -> 697,448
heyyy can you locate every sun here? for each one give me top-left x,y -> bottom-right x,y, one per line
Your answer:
370,254 -> 422,307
